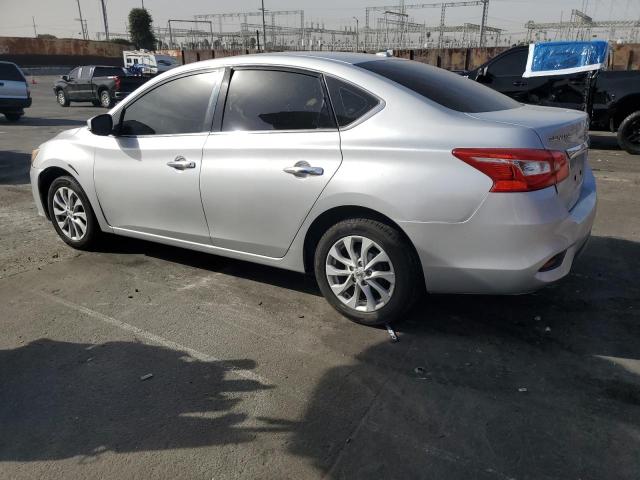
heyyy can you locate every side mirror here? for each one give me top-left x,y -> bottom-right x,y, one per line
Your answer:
87,114 -> 113,136
61,75 -> 69,82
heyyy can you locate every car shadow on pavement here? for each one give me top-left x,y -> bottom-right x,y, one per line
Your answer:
95,233 -> 323,297
280,235 -> 640,479
0,117 -> 86,127
590,132 -> 621,151
0,151 -> 30,185
0,339 -> 283,462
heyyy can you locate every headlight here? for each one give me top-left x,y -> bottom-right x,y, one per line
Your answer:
31,148 -> 40,166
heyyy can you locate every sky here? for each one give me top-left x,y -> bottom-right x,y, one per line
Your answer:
1,0 -> 639,41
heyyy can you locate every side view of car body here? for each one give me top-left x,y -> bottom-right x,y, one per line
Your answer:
0,61 -> 31,122
31,52 -> 596,325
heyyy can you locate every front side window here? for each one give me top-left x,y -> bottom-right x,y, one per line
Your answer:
222,69 -> 335,132
325,76 -> 379,127
119,71 -> 221,136
489,50 -> 528,77
79,67 -> 92,80
68,67 -> 80,80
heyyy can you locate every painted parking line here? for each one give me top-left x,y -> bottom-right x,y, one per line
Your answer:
37,290 -> 270,385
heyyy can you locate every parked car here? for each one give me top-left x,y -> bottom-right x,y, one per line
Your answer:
31,53 -> 596,325
53,65 -> 149,108
0,61 -> 31,122
467,45 -> 640,154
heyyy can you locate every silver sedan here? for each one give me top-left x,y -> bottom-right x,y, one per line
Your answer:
30,52 -> 596,325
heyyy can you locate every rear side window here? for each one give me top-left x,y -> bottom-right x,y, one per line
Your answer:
94,67 -> 124,77
489,50 -> 528,77
0,63 -> 24,81
119,71 -> 221,135
325,76 -> 379,127
357,59 -> 520,113
222,69 -> 335,131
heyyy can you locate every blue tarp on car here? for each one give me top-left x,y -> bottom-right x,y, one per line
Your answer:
523,40 -> 609,78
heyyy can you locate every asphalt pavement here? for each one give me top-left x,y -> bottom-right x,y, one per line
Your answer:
1,77 -> 639,480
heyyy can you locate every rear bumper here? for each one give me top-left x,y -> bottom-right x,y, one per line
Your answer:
0,96 -> 31,111
114,91 -> 131,100
401,164 -> 597,294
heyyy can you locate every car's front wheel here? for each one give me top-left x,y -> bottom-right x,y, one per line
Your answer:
56,89 -> 70,107
314,218 -> 420,326
47,176 -> 100,250
617,111 -> 640,155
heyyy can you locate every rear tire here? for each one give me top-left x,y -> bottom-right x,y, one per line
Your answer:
617,111 -> 640,155
314,218 -> 420,326
56,89 -> 70,107
99,89 -> 113,108
4,112 -> 22,122
47,176 -> 100,250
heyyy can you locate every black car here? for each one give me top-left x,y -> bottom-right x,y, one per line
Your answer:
53,65 -> 149,108
467,46 -> 640,154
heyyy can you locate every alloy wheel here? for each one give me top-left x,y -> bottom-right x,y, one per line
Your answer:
57,91 -> 65,105
52,186 -> 87,241
325,235 -> 395,312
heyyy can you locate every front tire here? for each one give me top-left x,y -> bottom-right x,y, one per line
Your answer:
617,111 -> 640,155
99,89 -> 113,108
4,112 -> 22,122
314,218 -> 420,326
56,89 -> 70,107
47,176 -> 100,250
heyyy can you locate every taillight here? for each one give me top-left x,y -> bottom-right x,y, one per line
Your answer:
452,148 -> 569,192
109,75 -> 121,90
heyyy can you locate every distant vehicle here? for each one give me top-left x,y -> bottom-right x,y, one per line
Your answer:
0,61 -> 31,122
123,50 -> 179,75
53,65 -> 149,108
32,52 -> 595,326
468,44 -> 640,154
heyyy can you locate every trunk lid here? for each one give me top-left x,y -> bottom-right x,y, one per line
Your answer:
466,105 -> 589,210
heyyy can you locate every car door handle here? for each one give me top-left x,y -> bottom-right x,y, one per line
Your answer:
166,156 -> 196,170
283,161 -> 324,177
512,80 -> 527,86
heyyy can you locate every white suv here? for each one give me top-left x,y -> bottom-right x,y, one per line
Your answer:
0,61 -> 31,122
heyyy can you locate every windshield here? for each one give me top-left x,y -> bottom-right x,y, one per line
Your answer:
356,59 -> 521,113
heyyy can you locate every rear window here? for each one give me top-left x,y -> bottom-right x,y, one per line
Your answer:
94,67 -> 124,77
0,63 -> 24,82
356,59 -> 520,113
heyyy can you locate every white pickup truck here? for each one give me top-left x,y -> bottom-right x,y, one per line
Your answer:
0,61 -> 31,122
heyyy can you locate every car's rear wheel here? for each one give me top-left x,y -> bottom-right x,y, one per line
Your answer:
4,112 -> 22,122
314,218 -> 420,326
47,176 -> 100,250
99,90 -> 113,108
56,89 -> 70,107
617,111 -> 640,155
91,99 -> 101,107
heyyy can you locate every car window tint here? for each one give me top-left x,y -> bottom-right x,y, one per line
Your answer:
325,76 -> 379,127
489,50 -> 528,77
222,69 -> 335,131
119,71 -> 220,135
357,59 -> 520,113
0,63 -> 24,81
94,67 -> 124,77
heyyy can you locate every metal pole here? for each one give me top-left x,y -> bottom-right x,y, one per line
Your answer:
32,17 -> 37,37
100,0 -> 109,41
168,21 -> 174,49
479,0 -> 489,47
261,0 -> 267,51
76,0 -> 87,40
353,17 -> 359,51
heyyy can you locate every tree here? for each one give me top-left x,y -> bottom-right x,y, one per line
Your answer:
128,8 -> 156,50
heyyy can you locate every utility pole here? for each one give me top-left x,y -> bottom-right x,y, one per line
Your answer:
32,17 -> 37,37
260,0 -> 267,51
76,0 -> 88,40
141,0 -> 145,8
100,0 -> 110,41
353,17 -> 359,51
479,0 -> 489,47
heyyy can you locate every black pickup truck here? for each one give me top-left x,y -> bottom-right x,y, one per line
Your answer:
53,65 -> 149,109
467,46 -> 640,154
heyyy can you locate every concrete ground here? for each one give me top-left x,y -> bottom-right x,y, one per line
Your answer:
1,77 -> 639,480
